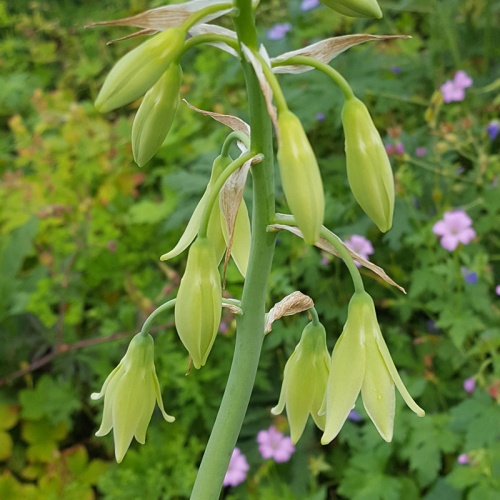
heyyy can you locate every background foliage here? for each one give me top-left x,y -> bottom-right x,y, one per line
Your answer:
1,0 -> 499,498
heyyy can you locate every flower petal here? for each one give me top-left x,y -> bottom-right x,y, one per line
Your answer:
152,369 -> 175,423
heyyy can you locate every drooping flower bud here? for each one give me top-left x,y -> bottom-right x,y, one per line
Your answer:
174,237 -> 222,369
321,291 -> 424,445
320,0 -> 382,18
91,333 -> 174,463
272,321 -> 330,444
132,63 -> 183,167
341,97 -> 394,232
95,27 -> 186,113
277,110 -> 324,245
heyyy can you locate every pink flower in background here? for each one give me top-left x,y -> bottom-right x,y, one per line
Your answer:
463,377 -> 476,393
432,210 -> 476,251
257,426 -> 295,462
385,143 -> 404,156
223,448 -> 249,487
267,23 -> 291,40
345,235 -> 374,266
496,285 -> 500,296
415,147 -> 427,157
441,70 -> 473,103
457,453 -> 470,465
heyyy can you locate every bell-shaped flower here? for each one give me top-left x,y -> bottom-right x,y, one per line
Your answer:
277,110 -> 324,245
132,63 -> 183,167
321,291 -> 424,445
320,0 -> 382,18
272,321 -> 330,444
341,96 -> 394,232
95,27 -> 185,113
174,237 -> 222,369
91,333 -> 174,463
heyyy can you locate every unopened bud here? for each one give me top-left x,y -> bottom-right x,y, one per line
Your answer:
174,238 -> 222,369
342,97 -> 394,232
320,0 -> 382,18
277,110 -> 324,245
132,63 -> 183,167
95,27 -> 185,113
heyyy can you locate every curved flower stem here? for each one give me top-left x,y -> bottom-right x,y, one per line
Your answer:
190,1 -> 276,497
139,299 -> 176,337
309,306 -> 320,326
181,33 -> 239,56
221,131 -> 251,157
180,3 -> 233,32
198,150 -> 255,238
273,56 -> 354,100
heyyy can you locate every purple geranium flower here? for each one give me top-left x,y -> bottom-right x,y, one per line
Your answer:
432,210 -> 476,251
345,235 -> 374,266
301,0 -> 320,10
463,377 -> 476,393
457,453 -> 469,465
461,267 -> 478,285
267,23 -> 291,41
415,147 -> 427,157
486,120 -> 499,141
257,426 -> 295,463
347,409 -> 363,422
441,70 -> 473,103
223,448 -> 249,487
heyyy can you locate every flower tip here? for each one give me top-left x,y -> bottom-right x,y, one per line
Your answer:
90,392 -> 102,400
270,406 -> 280,416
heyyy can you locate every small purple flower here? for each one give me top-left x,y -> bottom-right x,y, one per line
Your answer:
257,426 -> 295,463
432,210 -> 476,251
219,321 -> 229,333
441,71 -> 473,103
321,256 -> 329,266
316,112 -> 326,122
347,409 -> 363,422
461,267 -> 478,285
223,448 -> 249,487
426,319 -> 441,334
345,235 -> 374,266
486,121 -> 499,141
267,23 -> 291,41
457,453 -> 469,465
391,66 -> 402,75
415,147 -> 427,157
463,377 -> 476,393
301,0 -> 320,10
496,285 -> 500,296
385,143 -> 404,156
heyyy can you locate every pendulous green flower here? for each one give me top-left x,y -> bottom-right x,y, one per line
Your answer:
272,321 -> 330,444
91,333 -> 174,463
320,0 -> 382,18
95,27 -> 185,113
342,96 -> 395,232
321,291 -> 424,445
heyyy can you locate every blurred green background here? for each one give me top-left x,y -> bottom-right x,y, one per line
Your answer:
0,0 -> 499,498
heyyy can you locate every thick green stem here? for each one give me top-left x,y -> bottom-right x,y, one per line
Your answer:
190,2 -> 276,498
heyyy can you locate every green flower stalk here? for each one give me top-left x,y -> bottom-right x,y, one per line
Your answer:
132,63 -> 183,167
342,96 -> 395,232
277,110 -> 325,245
95,27 -> 186,113
91,333 -> 175,463
320,0 -> 382,18
321,291 -> 424,445
174,237 -> 222,369
272,320 -> 330,444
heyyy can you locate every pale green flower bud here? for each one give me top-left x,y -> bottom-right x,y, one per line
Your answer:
95,27 -> 186,113
321,291 -> 424,445
320,0 -> 382,18
277,110 -> 324,245
272,321 -> 330,444
175,237 -> 222,369
342,97 -> 394,232
91,333 -> 174,463
132,63 -> 183,167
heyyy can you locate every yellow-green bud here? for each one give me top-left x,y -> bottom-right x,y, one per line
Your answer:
342,97 -> 394,232
91,333 -> 174,463
277,110 -> 324,245
174,238 -> 222,369
95,27 -> 185,113
272,321 -> 330,444
320,0 -> 382,18
132,63 -> 183,167
321,291 -> 424,445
